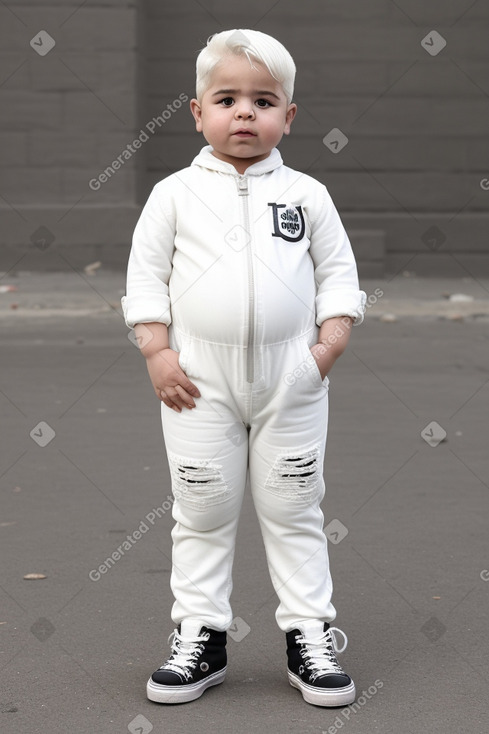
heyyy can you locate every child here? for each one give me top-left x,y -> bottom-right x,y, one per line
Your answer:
122,28 -> 366,708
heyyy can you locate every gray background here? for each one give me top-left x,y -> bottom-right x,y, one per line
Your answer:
1,0 -> 488,275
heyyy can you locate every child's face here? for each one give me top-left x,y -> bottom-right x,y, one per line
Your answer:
190,54 -> 297,173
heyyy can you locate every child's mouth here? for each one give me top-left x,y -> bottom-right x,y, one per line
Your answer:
233,130 -> 256,137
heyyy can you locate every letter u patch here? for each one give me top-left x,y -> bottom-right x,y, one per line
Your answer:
269,203 -> 305,242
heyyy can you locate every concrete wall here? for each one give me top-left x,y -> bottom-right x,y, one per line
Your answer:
1,0 -> 488,276
1,0 -> 144,272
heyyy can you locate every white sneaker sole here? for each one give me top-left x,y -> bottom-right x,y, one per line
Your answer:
146,667 -> 227,704
288,670 -> 356,707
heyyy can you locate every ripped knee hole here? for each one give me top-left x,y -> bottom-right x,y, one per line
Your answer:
265,446 -> 321,501
168,453 -> 229,508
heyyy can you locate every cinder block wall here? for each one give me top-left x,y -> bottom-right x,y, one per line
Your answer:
1,0 -> 488,276
0,0 -> 144,272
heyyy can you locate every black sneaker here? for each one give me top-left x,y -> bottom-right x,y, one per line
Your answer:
286,621 -> 356,707
146,620 -> 227,704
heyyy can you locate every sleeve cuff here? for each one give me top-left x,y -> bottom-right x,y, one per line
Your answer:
121,296 -> 172,329
316,290 -> 367,326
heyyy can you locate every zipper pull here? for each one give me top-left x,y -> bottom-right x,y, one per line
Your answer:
237,176 -> 249,196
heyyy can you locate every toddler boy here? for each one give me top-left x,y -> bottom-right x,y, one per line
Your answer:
122,28 -> 366,707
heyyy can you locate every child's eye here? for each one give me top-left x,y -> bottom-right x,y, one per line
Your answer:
219,97 -> 234,106
256,98 -> 272,107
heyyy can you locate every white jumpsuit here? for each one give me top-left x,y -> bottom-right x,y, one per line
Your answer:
122,146 -> 366,633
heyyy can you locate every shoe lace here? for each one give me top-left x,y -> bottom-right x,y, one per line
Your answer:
159,628 -> 210,681
296,626 -> 348,682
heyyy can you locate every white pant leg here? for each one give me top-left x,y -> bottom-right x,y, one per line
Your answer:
249,336 -> 336,632
161,337 -> 248,632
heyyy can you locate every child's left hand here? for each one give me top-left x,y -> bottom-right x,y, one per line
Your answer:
309,342 -> 336,381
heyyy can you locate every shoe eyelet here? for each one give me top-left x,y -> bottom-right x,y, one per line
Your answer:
200,661 -> 209,672
298,665 -> 305,675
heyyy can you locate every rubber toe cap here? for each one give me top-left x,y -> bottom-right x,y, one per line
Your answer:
151,669 -> 183,686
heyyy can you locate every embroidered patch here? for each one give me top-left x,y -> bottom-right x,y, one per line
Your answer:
269,203 -> 305,242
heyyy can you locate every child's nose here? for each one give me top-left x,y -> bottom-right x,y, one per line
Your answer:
235,102 -> 254,119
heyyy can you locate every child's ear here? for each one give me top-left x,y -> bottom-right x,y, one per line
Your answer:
190,98 -> 203,132
283,103 -> 297,135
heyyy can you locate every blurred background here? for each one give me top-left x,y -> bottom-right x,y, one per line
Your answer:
1,0 -> 488,278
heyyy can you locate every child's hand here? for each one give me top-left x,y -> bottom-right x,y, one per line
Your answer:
145,348 -> 201,412
311,316 -> 354,380
309,342 -> 336,381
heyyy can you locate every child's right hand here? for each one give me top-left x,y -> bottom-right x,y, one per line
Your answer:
145,348 -> 201,412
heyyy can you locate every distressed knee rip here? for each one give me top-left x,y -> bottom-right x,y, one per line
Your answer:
264,445 -> 321,503
168,452 -> 229,510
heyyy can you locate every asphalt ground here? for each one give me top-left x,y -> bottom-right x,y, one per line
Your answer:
1,271 -> 489,734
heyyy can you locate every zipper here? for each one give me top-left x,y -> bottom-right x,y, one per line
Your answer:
237,175 -> 254,383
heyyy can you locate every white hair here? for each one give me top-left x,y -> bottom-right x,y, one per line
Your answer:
195,29 -> 296,103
